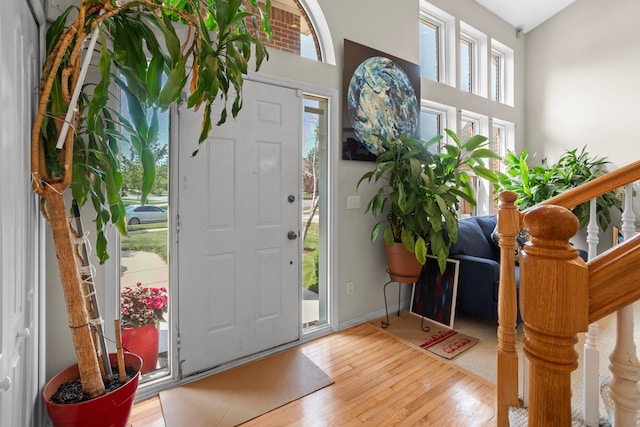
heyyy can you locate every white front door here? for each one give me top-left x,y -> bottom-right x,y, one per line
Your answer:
177,80 -> 301,375
0,0 -> 41,425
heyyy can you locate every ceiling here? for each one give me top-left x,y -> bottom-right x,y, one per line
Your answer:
473,0 -> 577,33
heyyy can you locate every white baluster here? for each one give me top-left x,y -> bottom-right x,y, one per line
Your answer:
586,198 -> 599,259
584,323 -> 600,426
622,184 -> 636,240
584,197 -> 600,426
609,305 -> 640,426
609,184 -> 640,426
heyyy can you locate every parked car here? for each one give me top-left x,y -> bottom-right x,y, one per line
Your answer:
125,205 -> 168,225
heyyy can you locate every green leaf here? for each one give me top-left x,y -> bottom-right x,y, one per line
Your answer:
140,148 -> 156,204
199,103 -> 213,143
46,5 -> 75,56
444,128 -> 462,145
371,189 -> 386,217
400,229 -> 415,253
371,221 -> 383,244
472,164 -> 498,182
96,231 -> 109,264
356,171 -> 374,189
119,83 -> 148,140
148,109 -> 159,145
158,56 -> 187,108
383,226 -> 394,246
153,13 -> 181,65
462,134 -> 487,151
470,148 -> 500,159
146,53 -> 164,101
396,182 -> 406,212
414,237 -> 427,265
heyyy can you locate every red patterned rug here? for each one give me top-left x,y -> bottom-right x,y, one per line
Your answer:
374,311 -> 478,360
418,328 -> 478,359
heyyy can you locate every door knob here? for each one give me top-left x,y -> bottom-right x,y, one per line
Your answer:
0,377 -> 11,391
287,231 -> 298,240
287,195 -> 295,203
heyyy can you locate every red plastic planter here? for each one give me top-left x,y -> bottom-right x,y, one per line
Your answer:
122,324 -> 159,374
43,353 -> 142,427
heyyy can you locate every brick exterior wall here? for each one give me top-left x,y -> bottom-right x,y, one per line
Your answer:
243,1 -> 321,61
269,6 -> 301,55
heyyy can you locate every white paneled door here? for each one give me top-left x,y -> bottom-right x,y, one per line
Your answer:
0,0 -> 41,425
178,80 -> 301,375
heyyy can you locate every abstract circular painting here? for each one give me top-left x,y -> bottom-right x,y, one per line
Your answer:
347,56 -> 419,156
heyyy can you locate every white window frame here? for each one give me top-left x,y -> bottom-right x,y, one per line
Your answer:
459,21 -> 488,98
491,39 -> 514,106
460,110 -> 489,142
298,0 -> 336,65
420,0 -> 455,87
492,118 -> 515,169
459,111 -> 491,216
421,99 -> 456,151
490,50 -> 503,103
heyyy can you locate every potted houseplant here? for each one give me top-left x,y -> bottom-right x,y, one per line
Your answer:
495,146 -> 621,230
34,0 -> 272,421
120,283 -> 169,374
357,129 -> 499,277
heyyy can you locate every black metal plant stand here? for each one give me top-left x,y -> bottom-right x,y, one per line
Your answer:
381,269 -> 429,332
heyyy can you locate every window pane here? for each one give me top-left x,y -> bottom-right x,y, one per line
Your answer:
302,95 -> 328,332
492,126 -> 502,173
461,120 -> 474,140
301,33 -> 317,60
491,53 -> 501,101
459,119 -> 476,217
489,126 -> 505,214
420,110 -> 440,153
420,21 -> 439,81
120,103 -> 170,381
460,38 -> 472,92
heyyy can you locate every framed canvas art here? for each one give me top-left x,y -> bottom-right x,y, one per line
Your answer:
342,39 -> 421,161
410,255 -> 460,329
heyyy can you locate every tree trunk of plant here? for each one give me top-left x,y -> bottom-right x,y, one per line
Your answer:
43,186 -> 105,398
302,196 -> 318,244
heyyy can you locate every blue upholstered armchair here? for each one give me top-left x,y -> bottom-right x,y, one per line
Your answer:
446,215 -> 509,322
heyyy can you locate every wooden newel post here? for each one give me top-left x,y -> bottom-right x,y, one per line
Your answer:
521,205 -> 589,426
496,191 -> 520,427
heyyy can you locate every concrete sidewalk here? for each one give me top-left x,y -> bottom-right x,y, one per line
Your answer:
120,250 -> 168,288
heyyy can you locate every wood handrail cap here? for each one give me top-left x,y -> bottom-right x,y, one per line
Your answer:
498,190 -> 517,203
524,205 -> 579,241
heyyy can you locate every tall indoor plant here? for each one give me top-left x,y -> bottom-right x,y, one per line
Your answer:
357,129 -> 499,274
33,0 -> 271,401
495,146 -> 621,230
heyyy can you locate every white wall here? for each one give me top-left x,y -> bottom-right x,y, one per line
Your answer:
45,0 -> 526,374
524,0 -> 639,252
525,0 -> 640,169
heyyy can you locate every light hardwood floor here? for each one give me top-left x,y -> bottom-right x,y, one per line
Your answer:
129,322 -> 496,426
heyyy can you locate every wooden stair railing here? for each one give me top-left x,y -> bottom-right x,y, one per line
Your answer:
496,159 -> 640,427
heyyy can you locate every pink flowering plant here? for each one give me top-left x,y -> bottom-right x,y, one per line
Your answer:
120,283 -> 168,328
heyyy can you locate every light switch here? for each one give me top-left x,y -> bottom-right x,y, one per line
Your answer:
347,195 -> 361,210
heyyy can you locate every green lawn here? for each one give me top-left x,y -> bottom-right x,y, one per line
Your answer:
303,222 -> 319,293
121,228 -> 168,262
